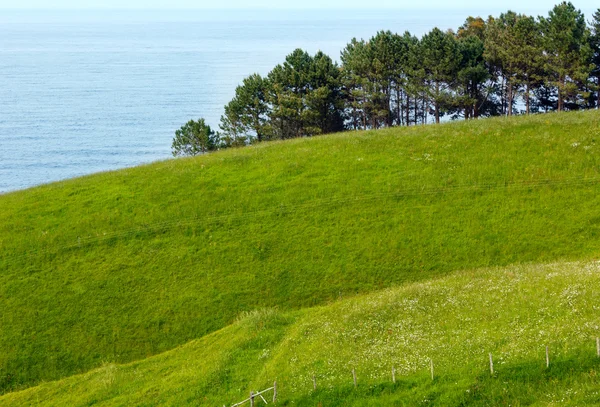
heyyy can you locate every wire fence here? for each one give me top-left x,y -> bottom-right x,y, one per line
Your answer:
227,383 -> 277,407
224,337 -> 600,405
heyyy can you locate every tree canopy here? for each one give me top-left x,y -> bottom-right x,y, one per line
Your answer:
174,2 -> 600,156
171,119 -> 220,157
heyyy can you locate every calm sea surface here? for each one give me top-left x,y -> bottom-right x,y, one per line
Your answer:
0,8 -> 577,193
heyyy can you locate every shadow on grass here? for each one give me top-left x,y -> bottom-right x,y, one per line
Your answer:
462,349 -> 600,406
278,350 -> 600,406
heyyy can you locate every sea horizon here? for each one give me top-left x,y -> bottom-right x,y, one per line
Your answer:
0,6 -> 595,193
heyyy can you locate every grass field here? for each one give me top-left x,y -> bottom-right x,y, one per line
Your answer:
1,110 -> 600,398
1,261 -> 599,406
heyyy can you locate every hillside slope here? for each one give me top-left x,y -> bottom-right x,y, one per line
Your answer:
1,111 -> 600,392
1,261 -> 599,406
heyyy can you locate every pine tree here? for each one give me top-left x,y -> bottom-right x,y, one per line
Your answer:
267,49 -> 313,139
421,28 -> 462,123
304,51 -> 345,135
457,33 -> 489,119
341,38 -> 372,130
172,119 -> 220,156
539,2 -> 592,111
484,12 -> 521,116
399,32 -> 422,126
589,9 -> 600,108
513,15 -> 545,114
220,73 -> 270,145
266,49 -> 345,139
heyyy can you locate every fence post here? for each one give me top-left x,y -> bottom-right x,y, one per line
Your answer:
313,374 -> 317,391
250,391 -> 254,407
430,359 -> 434,380
273,381 -> 277,403
392,365 -> 396,383
597,338 -> 600,358
352,368 -> 357,388
546,346 -> 550,368
489,353 -> 494,375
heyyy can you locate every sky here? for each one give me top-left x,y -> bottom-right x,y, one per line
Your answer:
0,0 -> 597,9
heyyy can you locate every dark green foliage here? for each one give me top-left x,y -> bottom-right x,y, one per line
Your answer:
267,49 -> 345,138
485,13 -> 545,116
484,12 -> 521,116
589,9 -> 600,107
539,1 -> 593,111
363,31 -> 405,128
171,118 -> 220,156
341,31 -> 419,129
513,15 -> 545,114
267,49 -> 313,139
302,51 -> 346,135
340,38 -> 371,129
213,3 -> 599,141
402,32 -> 428,124
220,50 -> 345,142
421,28 -> 462,123
456,34 -> 489,119
220,73 -> 270,144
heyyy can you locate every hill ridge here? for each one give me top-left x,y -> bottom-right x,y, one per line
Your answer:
1,110 -> 600,395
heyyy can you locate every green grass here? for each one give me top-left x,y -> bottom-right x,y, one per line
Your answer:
1,110 -> 600,394
1,261 -> 600,406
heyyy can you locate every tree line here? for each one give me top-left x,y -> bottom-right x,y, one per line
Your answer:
173,2 -> 600,156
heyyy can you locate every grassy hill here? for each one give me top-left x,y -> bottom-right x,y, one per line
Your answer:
1,110 -> 600,395
1,261 -> 599,406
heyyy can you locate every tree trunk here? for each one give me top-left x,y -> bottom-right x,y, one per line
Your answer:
397,88 -> 402,126
253,111 -> 262,142
501,76 -> 506,116
435,82 -> 440,124
463,84 -> 468,120
558,76 -> 564,112
507,81 -> 513,117
465,83 -> 471,120
406,92 -> 410,126
386,89 -> 394,127
362,94 -> 367,129
415,96 -> 419,125
526,82 -> 530,115
406,94 -> 410,126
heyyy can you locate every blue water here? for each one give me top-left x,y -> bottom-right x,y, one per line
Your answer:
0,7 -> 584,193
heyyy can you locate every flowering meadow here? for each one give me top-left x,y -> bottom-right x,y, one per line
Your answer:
3,260 -> 600,406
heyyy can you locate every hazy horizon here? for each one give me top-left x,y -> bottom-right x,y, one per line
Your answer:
1,6 -> 596,25
1,4 -> 597,193
0,0 -> 597,10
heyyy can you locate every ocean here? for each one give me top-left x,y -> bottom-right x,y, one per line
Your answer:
0,7 -> 585,193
